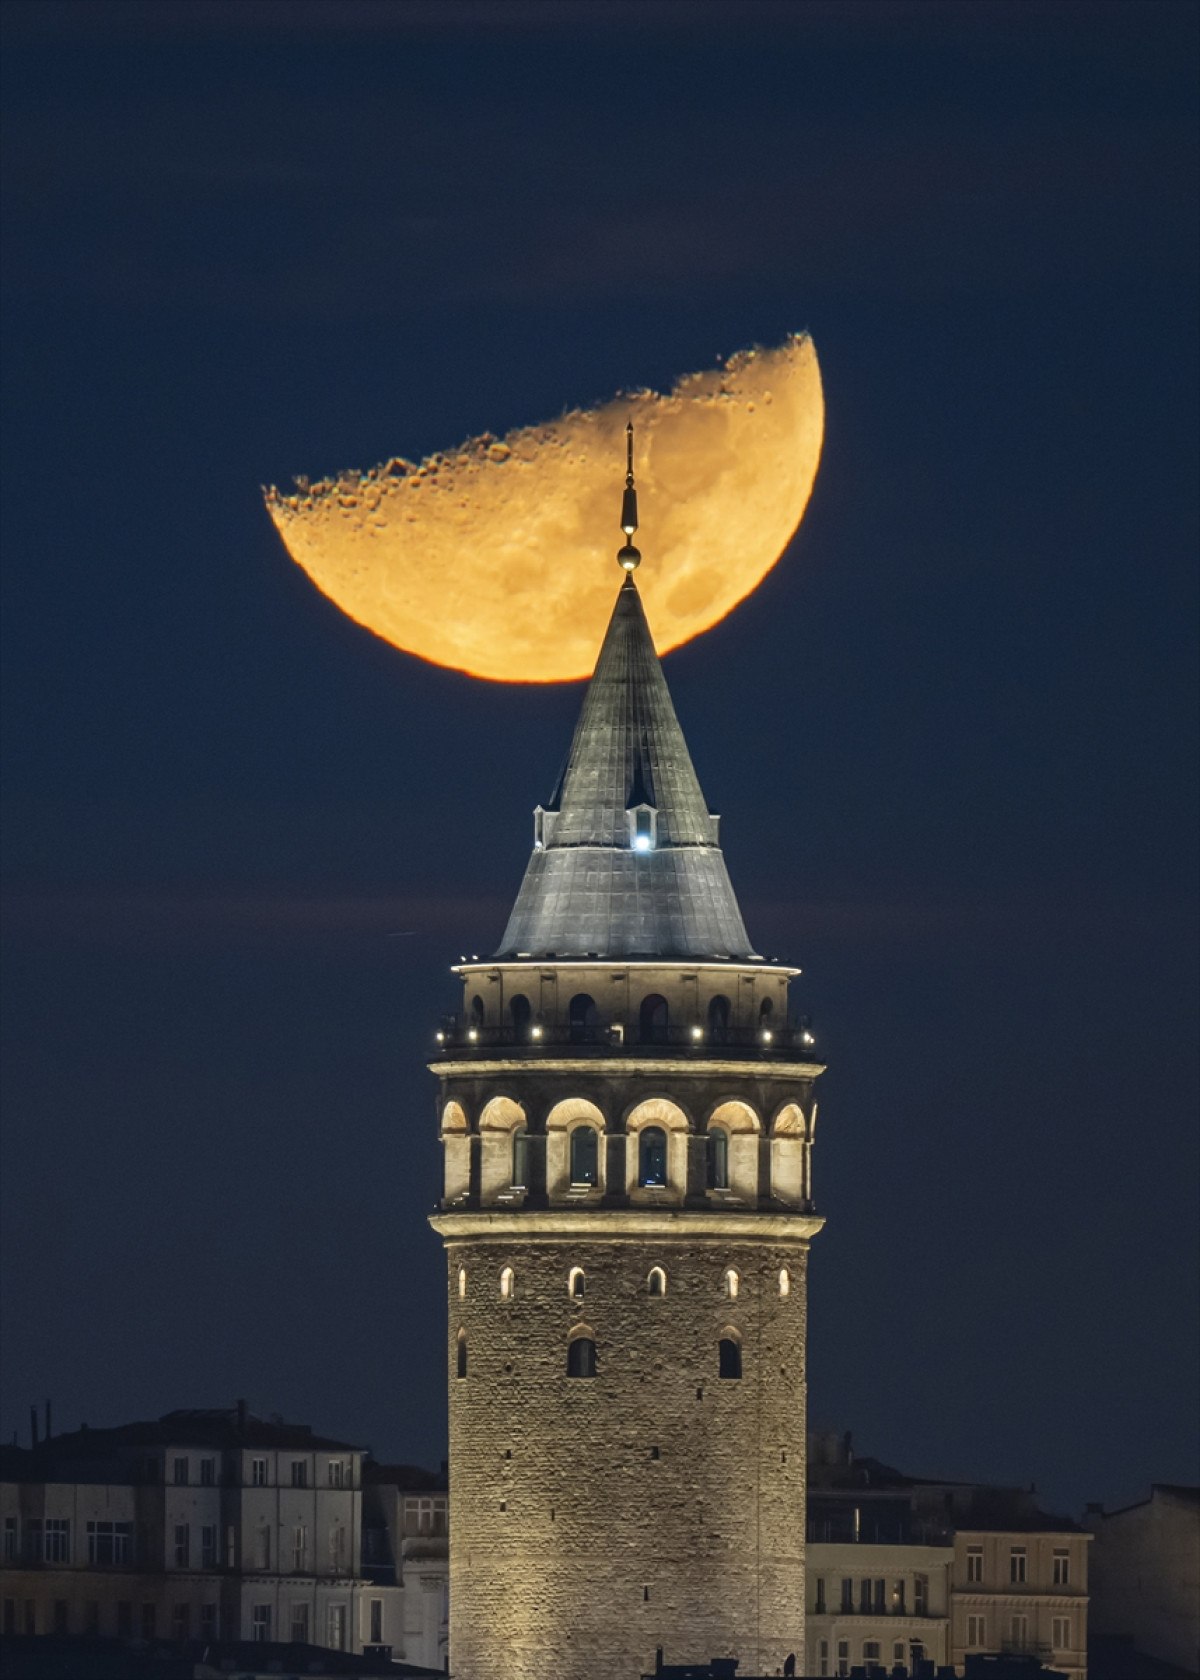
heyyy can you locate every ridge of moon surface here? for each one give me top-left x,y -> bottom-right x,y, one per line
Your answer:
265,332 -> 823,683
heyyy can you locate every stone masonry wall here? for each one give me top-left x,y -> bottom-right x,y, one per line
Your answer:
443,1224 -> 812,1680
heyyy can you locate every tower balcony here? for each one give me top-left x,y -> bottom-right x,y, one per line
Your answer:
433,1016 -> 821,1064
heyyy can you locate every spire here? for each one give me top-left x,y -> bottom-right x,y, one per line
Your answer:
618,421 -> 641,573
494,437 -> 757,961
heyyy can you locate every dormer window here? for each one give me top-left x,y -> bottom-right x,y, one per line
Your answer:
533,808 -> 546,849
627,805 -> 657,852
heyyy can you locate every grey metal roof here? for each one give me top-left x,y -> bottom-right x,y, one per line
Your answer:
496,575 -> 758,960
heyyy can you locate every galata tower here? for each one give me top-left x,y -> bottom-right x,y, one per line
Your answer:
430,430 -> 824,1680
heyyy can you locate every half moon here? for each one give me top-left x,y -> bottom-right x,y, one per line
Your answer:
265,333 -> 823,683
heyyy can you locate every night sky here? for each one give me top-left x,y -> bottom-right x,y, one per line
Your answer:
2,0 -> 1196,1518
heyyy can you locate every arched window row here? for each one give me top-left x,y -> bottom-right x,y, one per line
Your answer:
469,1264 -> 791,1304
455,1331 -> 739,1382
453,988 -> 803,1049
442,1095 -> 812,1138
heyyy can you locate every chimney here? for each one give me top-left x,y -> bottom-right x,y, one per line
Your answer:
30,1405 -> 38,1449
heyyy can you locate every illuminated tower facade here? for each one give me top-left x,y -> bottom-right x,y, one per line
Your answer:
429,434 -> 824,1680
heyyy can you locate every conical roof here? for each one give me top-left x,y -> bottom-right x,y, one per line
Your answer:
495,575 -> 757,961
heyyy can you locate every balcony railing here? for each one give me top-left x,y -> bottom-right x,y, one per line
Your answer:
434,1019 -> 819,1061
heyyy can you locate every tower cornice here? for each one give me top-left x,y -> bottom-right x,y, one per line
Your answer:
431,1056 -> 826,1080
430,1208 -> 825,1242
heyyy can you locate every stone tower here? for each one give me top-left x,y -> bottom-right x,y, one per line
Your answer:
429,438 -> 824,1680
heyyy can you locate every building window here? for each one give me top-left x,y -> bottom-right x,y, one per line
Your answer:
914,1574 -> 928,1615
778,1267 -> 791,1297
256,1526 -> 271,1570
200,1604 -> 217,1640
456,1332 -> 468,1378
2,1601 -> 14,1637
1052,1615 -> 1071,1648
570,1125 -> 599,1186
500,1265 -> 515,1299
966,1546 -> 983,1583
199,1457 -> 215,1486
509,993 -> 532,1039
638,1125 -> 668,1186
629,805 -> 657,851
722,1267 -> 740,1299
863,1644 -> 881,1666
173,1524 -> 189,1567
859,1578 -> 872,1614
892,1645 -> 905,1666
874,1578 -> 885,1612
330,1525 -> 347,1573
291,1460 -> 308,1488
707,994 -> 731,1042
814,1577 -> 826,1613
291,1603 -> 309,1643
329,1459 -> 346,1488
251,1457 -> 267,1487
567,1336 -> 597,1378
173,1456 -> 189,1485
328,1604 -> 347,1651
458,1266 -> 467,1299
2,1519 -> 15,1562
568,992 -> 599,1042
647,1266 -> 667,1296
293,1525 -> 308,1571
967,1614 -> 987,1646
638,994 -> 669,1044
1009,1546 -> 1027,1584
201,1526 -> 217,1568
171,1603 -> 190,1641
52,1600 -> 68,1635
836,1640 -> 850,1678
116,1602 -> 132,1638
84,1602 -> 100,1635
892,1578 -> 906,1613
44,1519 -> 70,1564
817,1640 -> 829,1678
1010,1613 -> 1029,1649
1053,1548 -> 1070,1586
141,1603 -> 156,1640
86,1521 -> 132,1565
840,1577 -> 853,1613
718,1335 -> 742,1379
511,1125 -> 529,1186
569,1265 -> 586,1301
369,1598 -> 383,1643
707,1126 -> 730,1190
252,1604 -> 272,1643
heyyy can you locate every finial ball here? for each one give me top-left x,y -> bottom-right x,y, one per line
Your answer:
618,542 -> 642,573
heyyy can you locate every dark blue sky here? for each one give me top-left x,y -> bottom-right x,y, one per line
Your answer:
1,0 -> 1196,1514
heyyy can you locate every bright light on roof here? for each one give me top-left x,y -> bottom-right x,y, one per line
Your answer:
633,834 -> 652,852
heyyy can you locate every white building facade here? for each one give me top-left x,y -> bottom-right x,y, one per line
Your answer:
806,1540 -> 952,1675
0,1407 -> 400,1654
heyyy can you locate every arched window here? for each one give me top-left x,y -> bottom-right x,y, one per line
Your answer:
638,994 -> 669,1044
457,1267 -> 467,1300
569,1125 -> 599,1186
718,1335 -> 742,1379
722,1267 -> 740,1300
509,994 -> 532,1039
638,1126 -> 668,1187
759,996 -> 774,1023
568,993 -> 598,1043
778,1267 -> 791,1298
469,994 -> 485,1028
647,1266 -> 667,1297
511,1126 -> 529,1187
499,1266 -> 514,1300
456,1332 -> 467,1379
707,994 -> 731,1042
707,1126 -> 730,1190
566,1337 -> 597,1378
568,1266 -> 586,1301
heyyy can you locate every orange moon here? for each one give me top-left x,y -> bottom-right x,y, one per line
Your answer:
264,333 -> 823,683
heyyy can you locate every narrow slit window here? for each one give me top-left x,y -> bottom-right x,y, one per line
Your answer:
457,1267 -> 467,1300
647,1266 -> 667,1297
568,1267 -> 586,1301
707,1127 -> 730,1190
511,1126 -> 529,1187
499,1267 -> 514,1300
456,1333 -> 467,1379
722,1267 -> 740,1300
778,1268 -> 791,1298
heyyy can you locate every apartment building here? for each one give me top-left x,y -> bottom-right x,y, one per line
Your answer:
363,1463 -> 448,1673
0,1405 -> 400,1654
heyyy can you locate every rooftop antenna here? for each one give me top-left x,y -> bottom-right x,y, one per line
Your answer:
617,421 -> 641,573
